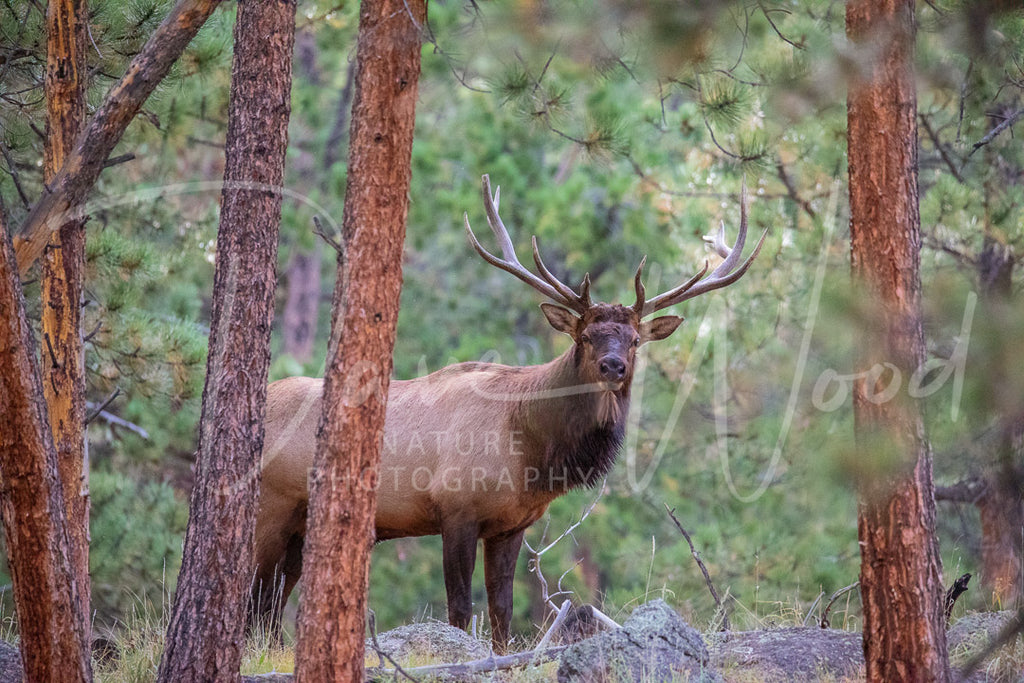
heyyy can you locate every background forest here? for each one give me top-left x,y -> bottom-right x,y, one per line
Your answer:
2,0 -> 1022,646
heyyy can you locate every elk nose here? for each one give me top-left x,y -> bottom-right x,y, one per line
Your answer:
598,357 -> 626,381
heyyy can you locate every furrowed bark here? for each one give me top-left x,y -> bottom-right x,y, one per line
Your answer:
42,0 -> 90,637
0,218 -> 91,682
156,1 -> 295,681
14,0 -> 224,275
293,0 -> 425,679
846,1 -> 950,680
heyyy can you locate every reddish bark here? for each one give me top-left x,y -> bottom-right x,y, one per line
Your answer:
42,0 -> 90,637
293,0 -> 425,679
156,1 -> 295,680
847,0 -> 950,680
0,219 -> 91,682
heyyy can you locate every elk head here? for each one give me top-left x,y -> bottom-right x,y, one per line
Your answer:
464,174 -> 767,389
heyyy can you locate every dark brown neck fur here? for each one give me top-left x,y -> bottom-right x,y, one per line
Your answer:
516,348 -> 630,492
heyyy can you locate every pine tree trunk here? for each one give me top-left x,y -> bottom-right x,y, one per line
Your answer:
846,1 -> 950,680
976,172 -> 1023,607
156,1 -> 295,680
293,0 -> 425,679
281,251 -> 320,362
979,418 -> 1024,605
42,0 -> 90,638
0,220 -> 91,682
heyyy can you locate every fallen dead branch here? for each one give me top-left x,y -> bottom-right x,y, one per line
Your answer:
523,478 -> 620,631
367,600 -> 575,681
820,581 -> 859,629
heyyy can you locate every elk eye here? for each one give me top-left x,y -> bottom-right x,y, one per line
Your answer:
632,337 -> 640,347
580,334 -> 591,345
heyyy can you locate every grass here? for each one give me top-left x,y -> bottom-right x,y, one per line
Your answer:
91,597 -> 295,682
3,586 -> 1017,682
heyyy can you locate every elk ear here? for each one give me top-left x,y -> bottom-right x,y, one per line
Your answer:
540,303 -> 579,338
640,315 -> 684,344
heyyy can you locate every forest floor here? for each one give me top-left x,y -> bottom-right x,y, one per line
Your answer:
0,608 -> 1016,681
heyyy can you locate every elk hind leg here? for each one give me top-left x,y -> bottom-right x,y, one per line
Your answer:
484,528 -> 525,653
250,501 -> 306,637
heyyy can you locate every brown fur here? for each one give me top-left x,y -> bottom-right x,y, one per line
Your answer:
251,303 -> 683,650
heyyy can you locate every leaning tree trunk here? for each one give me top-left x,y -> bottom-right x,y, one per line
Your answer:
41,0 -> 90,637
14,0 -> 223,275
847,1 -> 950,681
0,219 -> 91,682
293,0 -> 425,679
156,1 -> 295,681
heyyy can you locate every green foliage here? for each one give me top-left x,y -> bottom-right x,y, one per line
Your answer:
2,0 -> 1022,641
90,471 -> 187,626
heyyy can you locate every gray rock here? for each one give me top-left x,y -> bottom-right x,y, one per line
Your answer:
710,627 -> 862,682
0,641 -> 21,683
242,675 -> 292,683
367,621 -> 487,664
948,610 -> 1017,653
557,599 -> 721,682
948,611 -> 1021,682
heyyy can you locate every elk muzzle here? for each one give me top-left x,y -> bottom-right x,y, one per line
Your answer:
598,355 -> 627,381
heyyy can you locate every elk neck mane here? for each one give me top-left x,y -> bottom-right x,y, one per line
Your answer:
513,345 -> 630,492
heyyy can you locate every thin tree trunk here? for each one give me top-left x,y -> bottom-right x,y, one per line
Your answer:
156,1 -> 295,680
281,251 -> 320,362
846,1 -> 950,680
14,0 -> 223,275
293,0 -> 425,679
0,217 -> 91,682
280,28 -> 324,363
975,146 -> 1023,607
979,418 -> 1024,605
42,0 -> 90,637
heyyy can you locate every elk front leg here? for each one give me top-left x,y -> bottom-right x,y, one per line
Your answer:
441,520 -> 479,630
483,528 -> 525,653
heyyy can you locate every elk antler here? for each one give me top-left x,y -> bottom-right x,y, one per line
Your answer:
633,180 -> 768,318
465,174 -> 593,315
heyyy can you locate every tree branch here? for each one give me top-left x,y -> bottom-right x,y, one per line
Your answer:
13,0 -> 224,275
968,108 -> 1024,158
85,388 -> 120,424
0,141 -> 32,210
820,581 -> 859,629
665,504 -> 729,632
775,159 -> 816,219
919,113 -> 965,183
944,573 -> 970,622
934,477 -> 987,505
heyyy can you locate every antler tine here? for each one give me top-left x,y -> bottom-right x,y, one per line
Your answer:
641,260 -> 710,315
631,256 -> 647,316
530,236 -> 590,313
703,221 -> 731,259
578,273 -> 592,308
642,181 -> 767,316
464,175 -> 579,309
705,178 -> 750,277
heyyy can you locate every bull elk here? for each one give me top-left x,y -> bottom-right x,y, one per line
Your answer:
252,174 -> 765,650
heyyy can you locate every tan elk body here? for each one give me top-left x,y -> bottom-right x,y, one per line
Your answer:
251,175 -> 765,650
